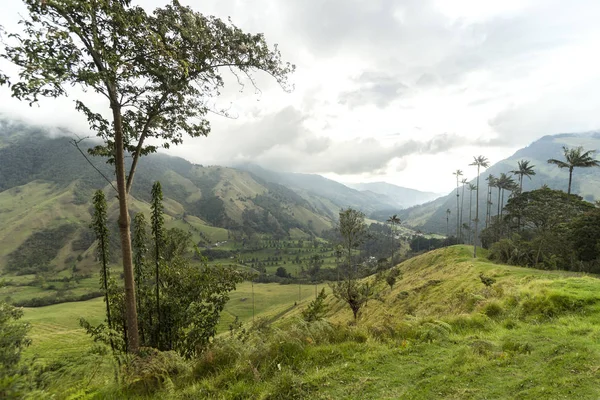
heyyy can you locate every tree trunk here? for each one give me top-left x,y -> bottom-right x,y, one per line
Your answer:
568,167 -> 573,195
473,167 -> 480,258
468,190 -> 473,244
460,184 -> 465,242
111,102 -> 140,353
456,182 -> 460,240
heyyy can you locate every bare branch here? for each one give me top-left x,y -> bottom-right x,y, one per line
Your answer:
70,136 -> 118,193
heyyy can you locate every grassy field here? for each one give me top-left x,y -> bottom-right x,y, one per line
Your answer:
17,245 -> 600,399
21,281 -> 325,361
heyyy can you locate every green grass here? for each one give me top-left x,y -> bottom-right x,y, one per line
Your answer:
21,298 -> 105,361
18,245 -> 600,399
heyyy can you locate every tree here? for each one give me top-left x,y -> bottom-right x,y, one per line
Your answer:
511,160 -> 536,192
485,175 -> 496,228
302,288 -> 328,322
90,190 -> 114,349
132,212 -> 149,344
548,146 -> 600,195
0,301 -> 31,398
452,169 -> 463,239
468,183 -> 477,244
338,208 -> 367,277
4,0 -> 293,352
445,208 -> 451,240
470,155 -> 490,258
330,279 -> 369,321
460,178 -> 467,242
386,214 -> 401,267
150,181 -> 164,348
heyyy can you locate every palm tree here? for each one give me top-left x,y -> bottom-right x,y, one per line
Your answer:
386,214 -> 401,267
467,183 -> 477,244
548,146 -> 600,195
460,178 -> 467,242
497,173 -> 516,218
485,174 -> 496,228
445,208 -> 451,241
469,155 -> 490,258
452,170 -> 463,240
510,160 -> 536,192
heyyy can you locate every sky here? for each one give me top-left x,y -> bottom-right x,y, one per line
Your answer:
2,0 -> 600,193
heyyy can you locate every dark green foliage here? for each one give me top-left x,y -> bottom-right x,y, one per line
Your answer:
330,279 -> 370,321
6,224 -> 76,274
479,273 -> 496,287
484,188 -> 595,271
386,268 -> 401,290
71,228 -> 95,252
0,301 -> 31,398
302,288 -> 328,322
275,267 -> 290,278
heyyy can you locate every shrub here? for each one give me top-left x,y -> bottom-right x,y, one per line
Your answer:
122,348 -> 190,395
302,288 -> 328,322
482,301 -> 504,319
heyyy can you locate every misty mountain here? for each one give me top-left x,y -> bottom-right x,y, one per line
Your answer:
235,163 -> 400,215
0,120 -> 340,274
397,131 -> 600,235
346,182 -> 441,209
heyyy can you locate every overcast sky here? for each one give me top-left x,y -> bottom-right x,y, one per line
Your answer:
2,0 -> 600,193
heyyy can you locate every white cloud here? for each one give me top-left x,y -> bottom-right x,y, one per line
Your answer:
1,0 -> 600,192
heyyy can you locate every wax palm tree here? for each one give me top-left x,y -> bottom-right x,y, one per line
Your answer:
485,174 -> 496,228
460,178 -> 467,242
548,146 -> 600,195
446,208 -> 451,241
497,173 -> 516,218
452,170 -> 463,240
511,160 -> 536,191
469,155 -> 490,258
467,183 -> 477,244
386,214 -> 401,267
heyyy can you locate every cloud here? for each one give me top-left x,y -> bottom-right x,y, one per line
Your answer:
338,71 -> 409,109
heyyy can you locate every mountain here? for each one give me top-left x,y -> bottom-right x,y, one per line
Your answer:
346,181 -> 441,209
235,163 -> 399,215
0,120 -> 338,274
398,131 -> 600,234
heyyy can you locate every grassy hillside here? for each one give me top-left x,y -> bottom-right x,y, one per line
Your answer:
18,246 -> 600,398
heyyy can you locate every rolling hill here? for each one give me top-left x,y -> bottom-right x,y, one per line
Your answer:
347,181 -> 441,209
0,120 -> 340,274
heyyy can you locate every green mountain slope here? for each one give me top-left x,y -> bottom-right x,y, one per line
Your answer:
0,120 -> 336,274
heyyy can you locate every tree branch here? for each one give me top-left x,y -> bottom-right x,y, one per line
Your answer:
70,136 -> 118,193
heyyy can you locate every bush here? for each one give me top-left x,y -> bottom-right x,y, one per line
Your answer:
122,348 -> 190,395
482,301 -> 504,319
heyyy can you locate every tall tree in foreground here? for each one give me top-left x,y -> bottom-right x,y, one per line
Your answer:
386,214 -> 401,267
511,160 -> 536,192
4,0 -> 293,352
470,155 -> 490,258
452,170 -> 463,240
547,146 -> 600,195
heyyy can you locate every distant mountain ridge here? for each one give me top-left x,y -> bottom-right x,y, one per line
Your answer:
397,131 -> 600,234
346,181 -> 442,209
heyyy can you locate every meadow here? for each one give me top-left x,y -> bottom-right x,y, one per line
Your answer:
17,245 -> 600,399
